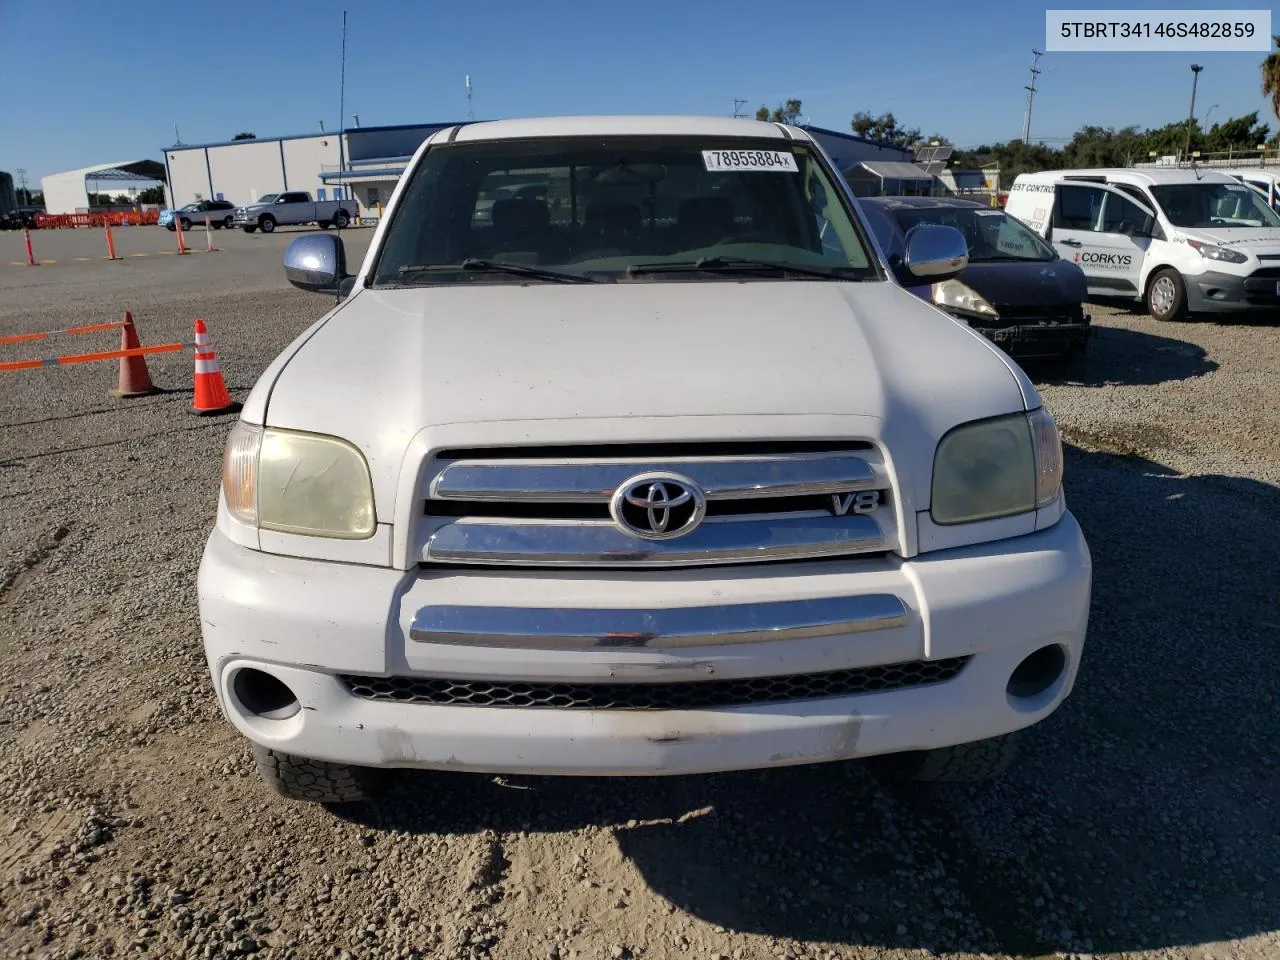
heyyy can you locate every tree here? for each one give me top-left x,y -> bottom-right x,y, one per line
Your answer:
850,111 -> 920,148
1204,111 -> 1270,152
137,186 -> 166,204
233,132 -> 257,140
1263,35 -> 1280,124
755,99 -> 802,124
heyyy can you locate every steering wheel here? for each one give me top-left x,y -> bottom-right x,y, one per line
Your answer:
571,247 -> 628,262
715,231 -> 776,245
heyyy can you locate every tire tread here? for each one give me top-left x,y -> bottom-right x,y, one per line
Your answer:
251,744 -> 378,803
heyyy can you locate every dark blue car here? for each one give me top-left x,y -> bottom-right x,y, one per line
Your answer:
860,196 -> 1092,363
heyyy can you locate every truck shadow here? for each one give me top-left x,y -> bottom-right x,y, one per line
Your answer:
1025,325 -> 1217,387
338,446 -> 1280,956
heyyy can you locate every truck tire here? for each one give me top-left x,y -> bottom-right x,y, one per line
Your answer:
259,215 -> 276,234
223,215 -> 234,229
179,217 -> 192,231
1145,268 -> 1187,322
872,732 -> 1021,783
333,210 -> 350,229
243,225 -> 257,234
166,224 -> 175,232
250,744 -> 381,804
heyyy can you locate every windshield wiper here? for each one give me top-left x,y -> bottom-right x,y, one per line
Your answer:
393,258 -> 599,284
625,256 -> 859,281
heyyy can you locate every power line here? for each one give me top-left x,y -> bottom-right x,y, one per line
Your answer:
1021,49 -> 1043,143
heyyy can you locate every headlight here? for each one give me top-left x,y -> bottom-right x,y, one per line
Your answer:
220,422 -> 376,539
932,279 -> 999,317
931,408 -> 1062,525
1185,239 -> 1247,264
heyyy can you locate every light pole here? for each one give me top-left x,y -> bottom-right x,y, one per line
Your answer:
1184,64 -> 1203,160
1203,103 -> 1219,132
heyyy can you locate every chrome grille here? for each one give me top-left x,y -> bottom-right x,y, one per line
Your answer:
419,444 -> 895,568
340,658 -> 968,710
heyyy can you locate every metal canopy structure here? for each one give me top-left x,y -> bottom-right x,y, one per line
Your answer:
842,160 -> 937,198
41,160 -> 165,214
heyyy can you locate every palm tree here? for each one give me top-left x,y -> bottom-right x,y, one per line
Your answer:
1264,34 -> 1280,124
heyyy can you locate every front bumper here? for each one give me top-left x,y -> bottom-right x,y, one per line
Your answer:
197,514 -> 1092,776
972,319 -> 1092,359
1186,267 -> 1280,314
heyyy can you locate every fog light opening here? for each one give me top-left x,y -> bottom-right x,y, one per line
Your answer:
232,668 -> 301,721
1007,644 -> 1067,700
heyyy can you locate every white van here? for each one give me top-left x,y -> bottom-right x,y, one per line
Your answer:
1223,169 -> 1280,213
1005,168 -> 1280,321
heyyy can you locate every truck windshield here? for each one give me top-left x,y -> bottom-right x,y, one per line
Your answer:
1148,182 -> 1280,228
258,194 -> 278,205
372,136 -> 880,285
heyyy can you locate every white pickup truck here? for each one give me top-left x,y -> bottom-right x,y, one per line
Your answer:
197,115 -> 1092,804
233,190 -> 353,234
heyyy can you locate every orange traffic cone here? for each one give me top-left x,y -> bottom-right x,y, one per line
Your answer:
109,311 -> 159,399
189,318 -> 240,416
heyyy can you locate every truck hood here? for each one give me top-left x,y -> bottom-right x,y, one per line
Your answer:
1176,226 -> 1280,253
263,281 -> 1028,521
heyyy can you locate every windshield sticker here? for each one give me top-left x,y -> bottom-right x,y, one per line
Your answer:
702,150 -> 799,173
973,210 -> 1004,216
1225,185 -> 1248,192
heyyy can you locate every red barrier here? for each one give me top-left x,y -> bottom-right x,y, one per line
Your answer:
23,227 -> 37,266
34,211 -> 161,229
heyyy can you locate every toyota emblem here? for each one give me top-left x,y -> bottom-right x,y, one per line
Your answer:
609,473 -> 707,541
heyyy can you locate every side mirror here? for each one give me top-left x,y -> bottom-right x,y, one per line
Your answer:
284,234 -> 350,294
897,223 -> 968,284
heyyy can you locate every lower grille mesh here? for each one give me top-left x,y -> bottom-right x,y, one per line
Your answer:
339,658 -> 969,710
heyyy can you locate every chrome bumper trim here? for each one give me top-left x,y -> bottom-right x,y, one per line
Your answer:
430,455 -> 878,503
424,514 -> 885,567
409,594 -> 908,650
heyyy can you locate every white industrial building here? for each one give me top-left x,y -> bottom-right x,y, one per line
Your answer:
41,161 -> 165,214
162,120 -> 919,222
163,123 -> 458,219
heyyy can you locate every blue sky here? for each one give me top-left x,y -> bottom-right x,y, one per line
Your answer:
4,0 -> 1276,184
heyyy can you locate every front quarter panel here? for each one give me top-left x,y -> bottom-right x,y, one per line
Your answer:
239,296 -> 352,424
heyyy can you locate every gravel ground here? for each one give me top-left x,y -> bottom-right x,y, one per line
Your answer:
1,233 -> 1277,960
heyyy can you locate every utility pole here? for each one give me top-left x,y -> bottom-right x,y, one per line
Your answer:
174,124 -> 182,145
15,168 -> 27,205
466,75 -> 474,121
353,114 -> 361,128
1021,49 -> 1043,143
732,98 -> 747,119
1184,64 -> 1203,160
337,10 -> 347,202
